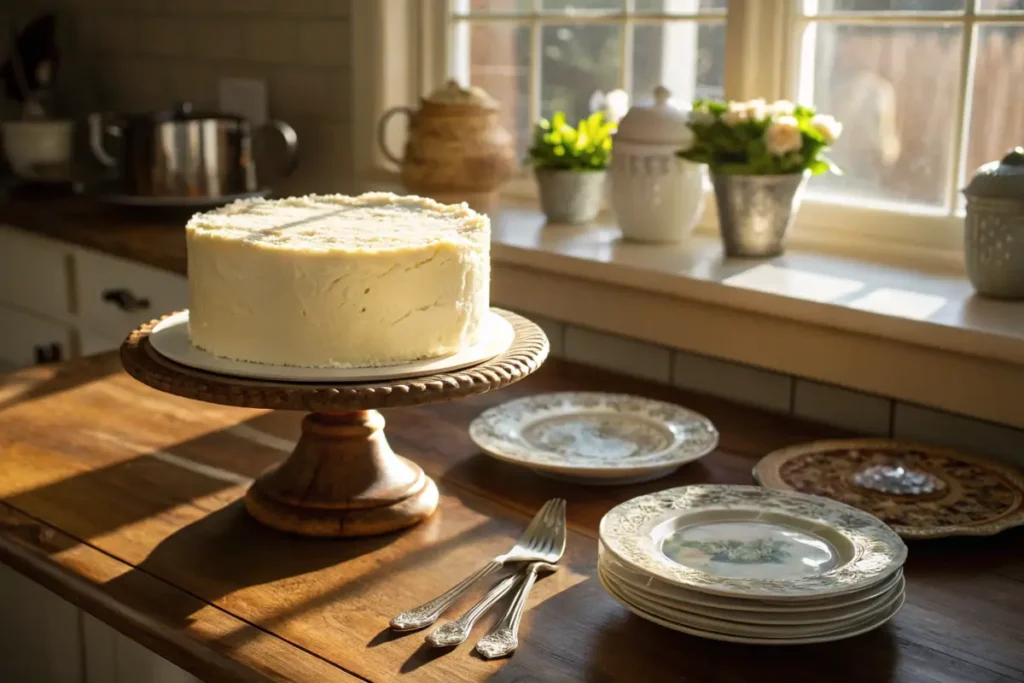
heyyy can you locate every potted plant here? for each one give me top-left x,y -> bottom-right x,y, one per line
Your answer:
528,110 -> 615,224
678,98 -> 842,257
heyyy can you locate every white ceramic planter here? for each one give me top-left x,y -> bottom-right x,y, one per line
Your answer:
610,141 -> 705,243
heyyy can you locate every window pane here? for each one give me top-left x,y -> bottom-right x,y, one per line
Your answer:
540,24 -> 621,125
965,25 -> 1024,178
632,22 -> 725,104
541,0 -> 622,12
804,23 -> 961,208
978,0 -> 1024,12
460,22 -> 532,160
635,0 -> 727,13
456,0 -> 533,13
812,0 -> 964,12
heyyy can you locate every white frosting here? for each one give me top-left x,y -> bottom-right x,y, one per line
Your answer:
186,192 -> 490,368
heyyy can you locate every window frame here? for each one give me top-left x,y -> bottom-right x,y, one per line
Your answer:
356,0 -> 1023,271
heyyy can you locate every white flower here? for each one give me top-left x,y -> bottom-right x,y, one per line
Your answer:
746,98 -> 768,122
688,109 -> 716,127
810,114 -> 842,144
589,88 -> 631,124
722,102 -> 750,127
767,99 -> 796,117
764,115 -> 803,156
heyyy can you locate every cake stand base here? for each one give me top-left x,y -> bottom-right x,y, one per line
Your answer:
243,410 -> 439,537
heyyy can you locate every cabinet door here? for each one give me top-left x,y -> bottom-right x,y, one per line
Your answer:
115,634 -> 203,683
79,330 -> 123,358
76,250 -> 187,339
0,305 -> 74,369
0,225 -> 73,318
0,562 -> 84,683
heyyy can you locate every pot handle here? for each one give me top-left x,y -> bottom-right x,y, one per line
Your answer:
266,120 -> 299,177
377,106 -> 413,166
88,112 -> 120,168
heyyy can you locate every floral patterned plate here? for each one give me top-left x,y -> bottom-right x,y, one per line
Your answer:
599,485 -> 906,599
754,439 -> 1024,539
600,564 -> 905,637
598,566 -> 906,645
468,392 -> 719,485
598,542 -> 904,614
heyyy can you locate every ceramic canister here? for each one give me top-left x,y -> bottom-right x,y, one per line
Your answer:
963,147 -> 1024,299
609,86 -> 705,243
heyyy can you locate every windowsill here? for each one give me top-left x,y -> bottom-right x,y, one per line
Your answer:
490,206 -> 1023,366
482,203 -> 1024,429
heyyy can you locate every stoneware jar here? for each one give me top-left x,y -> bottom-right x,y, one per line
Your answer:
377,80 -> 518,207
963,147 -> 1024,299
609,86 -> 705,243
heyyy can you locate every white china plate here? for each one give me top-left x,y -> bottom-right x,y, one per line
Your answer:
599,567 -> 905,645
601,562 -> 906,628
149,310 -> 515,383
598,543 -> 904,613
94,188 -> 271,208
469,392 -> 719,485
599,485 -> 906,600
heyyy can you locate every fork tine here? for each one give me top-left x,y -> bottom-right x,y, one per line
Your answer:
516,499 -> 554,549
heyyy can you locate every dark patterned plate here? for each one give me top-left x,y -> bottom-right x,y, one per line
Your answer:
754,439 -> 1024,539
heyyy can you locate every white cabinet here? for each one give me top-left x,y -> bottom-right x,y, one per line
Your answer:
0,562 -> 84,683
0,305 -> 74,368
84,615 -> 203,683
0,225 -> 188,370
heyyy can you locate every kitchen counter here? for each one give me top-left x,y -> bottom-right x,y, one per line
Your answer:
0,195 -> 188,274
1,353 -> 1022,683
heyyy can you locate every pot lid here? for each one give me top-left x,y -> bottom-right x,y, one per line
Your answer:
424,80 -> 498,109
964,147 -> 1024,200
614,86 -> 690,144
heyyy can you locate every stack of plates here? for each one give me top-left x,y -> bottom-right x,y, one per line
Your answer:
598,485 -> 908,644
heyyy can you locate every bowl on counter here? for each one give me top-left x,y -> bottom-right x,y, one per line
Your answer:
2,118 -> 74,183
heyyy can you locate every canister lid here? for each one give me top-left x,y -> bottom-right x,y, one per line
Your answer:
964,147 -> 1024,200
614,86 -> 691,145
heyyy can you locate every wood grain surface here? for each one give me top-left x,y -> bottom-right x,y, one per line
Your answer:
1,354 -> 1022,683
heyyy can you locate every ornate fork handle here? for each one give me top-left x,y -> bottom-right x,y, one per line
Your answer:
426,573 -> 520,647
476,563 -> 551,659
390,560 -> 502,631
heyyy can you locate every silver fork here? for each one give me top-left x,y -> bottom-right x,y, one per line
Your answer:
389,497 -> 566,631
475,561 -> 559,659
425,573 -> 520,647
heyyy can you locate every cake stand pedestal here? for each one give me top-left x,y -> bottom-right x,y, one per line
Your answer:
120,309 -> 547,537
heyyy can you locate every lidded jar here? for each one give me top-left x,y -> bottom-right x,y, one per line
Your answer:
963,147 -> 1024,299
609,86 -> 705,243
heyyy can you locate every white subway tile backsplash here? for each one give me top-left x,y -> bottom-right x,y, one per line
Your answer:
564,326 -> 671,383
793,380 -> 891,435
297,20 -> 350,67
192,20 -> 245,61
138,16 -> 191,58
673,351 -> 792,413
893,404 -> 1024,469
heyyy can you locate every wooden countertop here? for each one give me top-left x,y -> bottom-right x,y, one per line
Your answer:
0,195 -> 188,274
1,353 -> 1022,683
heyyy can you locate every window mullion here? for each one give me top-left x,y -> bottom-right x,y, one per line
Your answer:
726,0 -> 789,101
947,4 -> 979,215
621,0 -> 634,96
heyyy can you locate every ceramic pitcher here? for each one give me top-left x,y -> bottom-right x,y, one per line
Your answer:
377,80 -> 518,205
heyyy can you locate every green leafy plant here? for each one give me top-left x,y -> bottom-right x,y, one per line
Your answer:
527,111 -> 616,171
678,98 -> 843,176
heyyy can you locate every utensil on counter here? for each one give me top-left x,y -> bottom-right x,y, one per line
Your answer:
88,101 -> 297,204
475,561 -> 559,659
426,573 -> 521,648
390,497 -> 567,631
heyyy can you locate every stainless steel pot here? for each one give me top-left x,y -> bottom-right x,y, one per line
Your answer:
88,102 -> 298,198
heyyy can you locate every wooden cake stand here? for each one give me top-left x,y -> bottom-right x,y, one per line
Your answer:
120,309 -> 548,538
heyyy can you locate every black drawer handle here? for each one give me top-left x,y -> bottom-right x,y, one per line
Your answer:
33,343 -> 63,364
102,288 -> 151,312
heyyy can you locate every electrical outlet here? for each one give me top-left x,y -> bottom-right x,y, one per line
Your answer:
218,78 -> 268,126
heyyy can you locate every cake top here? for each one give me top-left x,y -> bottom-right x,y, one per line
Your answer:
186,192 -> 489,252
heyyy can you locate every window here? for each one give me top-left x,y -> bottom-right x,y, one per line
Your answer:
421,1 -> 1024,257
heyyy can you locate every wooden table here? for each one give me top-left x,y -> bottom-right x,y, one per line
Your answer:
1,353 -> 1022,683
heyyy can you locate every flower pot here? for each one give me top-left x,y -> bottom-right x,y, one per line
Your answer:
712,170 -> 810,257
534,168 -> 606,224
